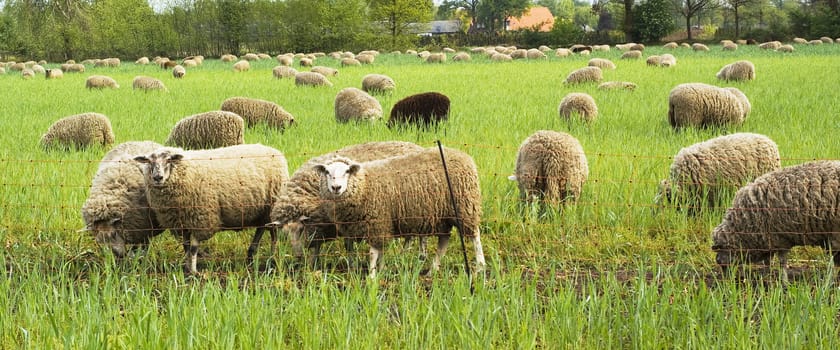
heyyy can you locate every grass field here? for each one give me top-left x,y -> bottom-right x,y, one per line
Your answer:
2,44 -> 840,348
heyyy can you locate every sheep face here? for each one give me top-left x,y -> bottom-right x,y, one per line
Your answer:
134,150 -> 184,186
712,227 -> 773,272
86,217 -> 129,257
314,161 -> 360,196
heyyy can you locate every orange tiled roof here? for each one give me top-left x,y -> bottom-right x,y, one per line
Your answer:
507,6 -> 555,32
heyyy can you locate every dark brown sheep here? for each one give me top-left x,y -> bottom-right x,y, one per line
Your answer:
387,92 -> 450,130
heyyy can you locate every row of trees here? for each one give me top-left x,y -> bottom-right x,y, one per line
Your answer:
0,0 -> 837,61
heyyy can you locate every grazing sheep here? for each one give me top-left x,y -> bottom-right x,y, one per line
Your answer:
312,147 -> 486,275
598,81 -> 637,90
712,161 -> 840,274
272,65 -> 298,79
233,60 -> 250,72
160,60 -> 177,70
356,54 -> 375,64
310,66 -> 338,77
620,50 -> 642,59
32,65 -> 45,74
588,58 -> 616,70
758,41 -> 782,50
45,69 -> 63,79
716,60 -> 756,81
722,42 -> 738,51
86,75 -> 120,89
9,62 -> 25,71
555,48 -> 572,57
134,144 -> 289,274
387,92 -> 450,130
558,93 -> 598,122
646,55 -> 662,66
81,141 -> 165,257
452,52 -> 471,62
571,44 -> 593,53
166,111 -> 245,150
299,57 -> 313,67
243,53 -> 259,61
221,54 -> 237,62
680,43 -> 691,48
660,54 -> 677,67
277,55 -> 293,66
294,71 -> 333,87
268,141 -> 424,266
361,74 -> 396,94
341,58 -> 361,67
509,130 -> 588,205
692,43 -> 710,51
564,66 -> 602,84
21,69 -> 35,79
668,83 -> 750,129
526,49 -> 547,59
655,133 -> 781,214
491,53 -> 513,61
723,87 -> 751,117
592,45 -> 610,52
132,76 -> 167,91
41,112 -> 115,150
220,96 -> 294,130
630,44 -> 645,51
0,67 -> 5,74
172,65 -> 186,78
777,44 -> 795,53
792,37 -> 808,44
820,36 -> 833,43
181,59 -> 198,68
426,53 -> 447,63
663,42 -> 678,49
135,57 -> 150,65
334,88 -> 382,123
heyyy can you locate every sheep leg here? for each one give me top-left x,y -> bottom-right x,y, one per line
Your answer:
308,242 -> 323,270
183,232 -> 200,275
246,227 -> 266,266
369,245 -> 383,277
472,230 -> 486,271
431,235 -> 451,272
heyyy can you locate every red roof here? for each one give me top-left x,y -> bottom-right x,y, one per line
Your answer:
507,6 -> 555,32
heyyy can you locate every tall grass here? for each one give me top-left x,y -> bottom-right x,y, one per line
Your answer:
2,44 -> 840,347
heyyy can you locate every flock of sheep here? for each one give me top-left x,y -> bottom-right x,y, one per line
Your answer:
20,37 -> 840,277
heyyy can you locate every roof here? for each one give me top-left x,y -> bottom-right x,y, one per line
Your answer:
507,6 -> 555,32
427,20 -> 461,34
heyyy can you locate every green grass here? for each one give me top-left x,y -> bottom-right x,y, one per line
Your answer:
2,44 -> 840,348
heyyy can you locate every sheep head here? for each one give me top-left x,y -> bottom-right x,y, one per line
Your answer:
134,148 -> 184,187
313,157 -> 360,197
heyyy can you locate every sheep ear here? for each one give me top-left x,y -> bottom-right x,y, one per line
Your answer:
168,154 -> 184,163
348,163 -> 361,175
313,164 -> 328,175
110,218 -> 122,226
134,155 -> 150,164
266,221 -> 280,228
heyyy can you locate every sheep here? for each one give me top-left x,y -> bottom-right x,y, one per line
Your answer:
356,54 -> 375,64
310,66 -> 338,77
45,69 -> 63,79
598,81 -> 637,90
808,39 -> 823,45
452,52 -> 471,62
272,65 -> 298,79
777,44 -> 795,53
655,133 -> 781,214
132,76 -> 167,91
667,83 -> 750,129
21,69 -> 34,79
722,42 -> 738,51
425,53 -> 447,63
233,60 -> 250,72
491,53 -> 513,62
724,87 -> 751,117
169,64 -> 185,78
508,130 -> 588,206
166,111 -> 245,150
663,42 -> 679,49
334,87 -> 382,123
299,57 -> 314,67
526,49 -> 547,59
558,93 -> 598,122
0,67 -> 5,74
9,62 -> 25,71
692,43 -> 710,51
31,64 -> 45,74
160,60 -> 177,69
221,54 -> 237,62
133,144 -> 289,274
312,146 -> 486,275
40,112 -> 115,150
646,55 -> 662,66
220,96 -> 294,130
592,45 -> 610,51
588,58 -> 616,70
267,141 -> 425,267
660,54 -> 677,67
711,161 -> 840,275
564,66 -> 602,84
86,75 -> 120,89
620,50 -> 642,59
758,41 -> 782,50
387,92 -> 450,130
361,74 -> 396,94
135,57 -> 150,65
294,71 -> 333,87
277,55 -> 293,66
555,48 -> 572,57
680,43 -> 692,48
341,58 -> 361,67
243,53 -> 259,61
820,36 -> 833,44
716,60 -> 756,81
81,141 -> 165,257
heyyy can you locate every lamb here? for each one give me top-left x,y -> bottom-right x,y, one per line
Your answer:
588,58 -> 616,70
387,92 -> 450,130
267,141 -> 425,266
85,75 -> 120,89
361,74 -> 396,94
272,66 -> 297,79
564,66 -> 602,84
620,50 -> 642,59
558,93 -> 598,122
655,133 -> 781,214
711,161 -> 840,275
233,60 -> 250,72
294,71 -> 333,87
310,66 -> 338,77
40,112 -> 115,150
716,60 -> 756,81
220,96 -> 295,130
134,144 -> 289,274
312,147 -> 486,275
334,87 -> 382,123
45,69 -> 63,79
172,65 -> 186,78
667,83 -> 750,129
81,141 -> 165,257
165,111 -> 245,150
508,130 -> 588,206
132,76 -> 167,91
598,81 -> 637,90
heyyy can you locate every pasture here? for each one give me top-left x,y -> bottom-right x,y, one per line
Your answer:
2,44 -> 840,347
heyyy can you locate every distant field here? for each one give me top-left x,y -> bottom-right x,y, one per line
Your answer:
2,45 -> 840,348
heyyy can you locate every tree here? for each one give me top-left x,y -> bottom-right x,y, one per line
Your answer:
723,0 -> 758,37
476,0 -> 530,32
632,0 -> 675,41
369,0 -> 433,49
674,0 -> 719,40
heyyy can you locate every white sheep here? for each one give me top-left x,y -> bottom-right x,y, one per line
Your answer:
361,74 -> 396,94
588,58 -> 616,70
220,96 -> 294,131
509,130 -> 588,206
310,66 -> 338,77
166,111 -> 245,150
655,133 -> 781,214
598,81 -> 637,90
132,76 -> 167,91
172,65 -> 186,79
340,58 -> 361,67
620,50 -> 642,59
81,141 -> 165,257
45,68 -> 64,79
659,54 -> 677,67
233,60 -> 250,72
716,60 -> 755,81
134,144 -> 289,274
668,83 -> 750,129
272,65 -> 298,79
294,71 -> 332,87
558,93 -> 598,122
313,147 -> 486,276
452,52 -> 471,62
564,66 -> 602,84
86,75 -> 120,89
41,112 -> 115,150
692,43 -> 710,51
334,87 -> 382,123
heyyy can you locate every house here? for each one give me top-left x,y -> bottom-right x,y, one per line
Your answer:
506,6 -> 554,32
427,20 -> 462,35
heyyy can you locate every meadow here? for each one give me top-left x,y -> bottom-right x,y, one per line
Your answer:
2,44 -> 840,348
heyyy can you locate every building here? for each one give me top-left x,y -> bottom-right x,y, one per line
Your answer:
506,6 -> 555,32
